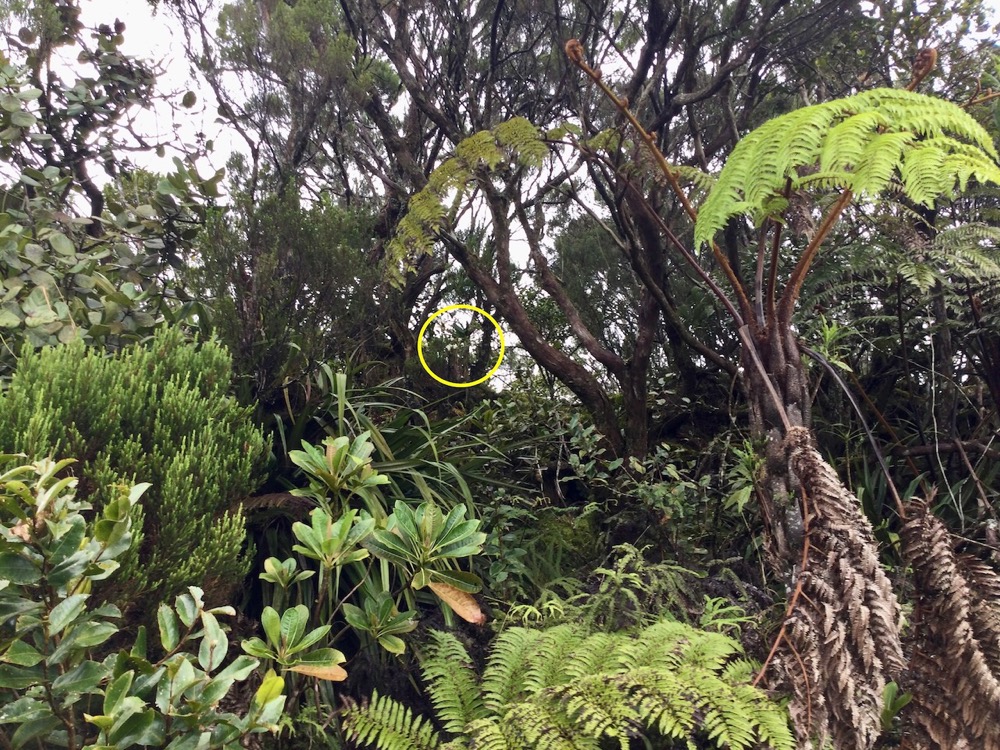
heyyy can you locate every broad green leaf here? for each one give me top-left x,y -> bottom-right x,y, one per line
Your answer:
0,664 -> 43,689
0,553 -> 40,585
279,605 -> 308,650
365,532 -> 414,567
253,669 -> 284,707
197,611 -> 227,672
1,641 -> 43,667
174,591 -> 198,628
158,603 -> 179,652
47,550 -> 91,590
47,516 -> 86,565
284,624 -> 330,657
47,232 -> 74,256
109,708 -> 163,747
377,634 -> 406,654
214,654 -> 257,683
47,594 -> 88,635
261,606 -> 281,647
73,621 -> 118,649
51,659 -> 108,696
130,625 -> 147,660
254,694 -> 286,730
10,714 -> 61,748
10,110 -> 35,128
285,649 -> 347,682
241,636 -> 273,659
103,670 -> 134,716
342,603 -> 367,631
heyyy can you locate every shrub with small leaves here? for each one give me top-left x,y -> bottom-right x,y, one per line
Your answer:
0,458 -> 285,750
0,327 -> 269,610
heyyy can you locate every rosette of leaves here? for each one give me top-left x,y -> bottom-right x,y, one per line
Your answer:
258,556 -> 315,613
241,605 -> 348,682
291,507 -> 374,572
289,433 -> 391,518
290,506 -> 372,634
342,592 -> 418,655
0,458 -> 284,749
366,501 -> 487,624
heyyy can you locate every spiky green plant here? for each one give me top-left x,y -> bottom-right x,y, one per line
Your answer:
343,620 -> 794,750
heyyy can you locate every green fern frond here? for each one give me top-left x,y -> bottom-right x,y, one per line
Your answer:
721,657 -> 759,683
820,110 -> 891,171
494,117 -> 549,166
388,117 -> 548,281
560,632 -> 618,682
481,626 -> 543,711
500,700 -> 599,750
609,618 -> 739,673
463,718 -> 509,750
343,689 -> 442,750
348,619 -> 794,750
557,674 -> 637,748
891,222 -> 1000,294
521,624 -> 582,693
423,631 -> 488,733
672,164 -> 717,192
695,87 -> 1000,248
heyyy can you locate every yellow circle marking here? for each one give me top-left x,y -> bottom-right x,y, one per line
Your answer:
417,304 -> 505,388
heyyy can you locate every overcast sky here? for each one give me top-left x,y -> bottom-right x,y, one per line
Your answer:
73,0 -> 227,177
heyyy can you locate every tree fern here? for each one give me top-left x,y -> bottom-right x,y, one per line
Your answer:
342,618 -> 795,750
388,117 -> 548,281
695,87 -> 1000,249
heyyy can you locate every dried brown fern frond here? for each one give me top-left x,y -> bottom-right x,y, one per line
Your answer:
774,427 -> 904,750
238,491 -> 314,516
900,500 -> 1000,750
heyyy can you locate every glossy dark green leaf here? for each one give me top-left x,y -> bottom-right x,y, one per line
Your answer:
158,603 -> 179,652
47,593 -> 88,635
10,714 -> 61,749
1,640 -> 43,667
0,553 -> 40,585
51,659 -> 108,696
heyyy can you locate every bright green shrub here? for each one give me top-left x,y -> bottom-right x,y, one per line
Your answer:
0,327 -> 269,607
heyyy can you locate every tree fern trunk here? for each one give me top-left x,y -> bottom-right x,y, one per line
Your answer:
742,326 -> 905,750
743,323 -> 810,579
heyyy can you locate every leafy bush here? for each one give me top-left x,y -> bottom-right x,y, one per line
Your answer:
0,328 -> 269,609
0,458 -> 285,749
256,374 -> 495,656
343,618 -> 795,750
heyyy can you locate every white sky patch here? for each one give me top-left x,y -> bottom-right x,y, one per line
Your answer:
73,0 -> 232,179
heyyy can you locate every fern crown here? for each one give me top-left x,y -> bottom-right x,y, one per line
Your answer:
695,87 -> 1000,249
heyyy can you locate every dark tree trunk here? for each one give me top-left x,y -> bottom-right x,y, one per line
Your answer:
742,323 -> 811,579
